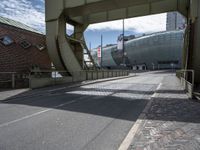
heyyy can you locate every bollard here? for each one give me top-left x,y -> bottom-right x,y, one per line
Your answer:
79,71 -> 81,81
29,73 -> 31,89
86,71 -> 88,80
54,71 -> 57,85
12,73 -> 15,89
72,72 -> 74,82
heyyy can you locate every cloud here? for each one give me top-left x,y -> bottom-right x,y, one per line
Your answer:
0,0 -> 166,34
88,13 -> 167,33
0,0 -> 45,33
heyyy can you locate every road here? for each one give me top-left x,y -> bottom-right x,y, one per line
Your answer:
0,71 -> 170,150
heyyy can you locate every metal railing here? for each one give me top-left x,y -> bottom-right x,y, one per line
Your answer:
29,70 -> 130,88
0,72 -> 16,88
0,70 -> 130,89
30,70 -> 129,80
0,72 -> 30,89
176,69 -> 194,98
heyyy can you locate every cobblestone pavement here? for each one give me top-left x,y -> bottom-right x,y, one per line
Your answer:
129,75 -> 200,150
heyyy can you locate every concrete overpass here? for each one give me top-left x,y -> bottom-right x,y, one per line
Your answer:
45,0 -> 200,84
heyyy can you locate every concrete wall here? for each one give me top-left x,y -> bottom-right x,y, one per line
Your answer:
29,70 -> 129,89
29,76 -> 73,89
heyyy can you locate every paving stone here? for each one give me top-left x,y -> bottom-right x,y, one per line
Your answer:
129,75 -> 200,150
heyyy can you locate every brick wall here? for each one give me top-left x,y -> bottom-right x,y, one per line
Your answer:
0,23 -> 51,73
0,23 -> 51,88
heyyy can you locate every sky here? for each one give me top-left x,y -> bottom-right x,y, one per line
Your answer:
0,0 -> 167,48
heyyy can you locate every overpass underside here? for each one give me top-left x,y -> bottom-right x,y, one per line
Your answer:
45,0 -> 200,84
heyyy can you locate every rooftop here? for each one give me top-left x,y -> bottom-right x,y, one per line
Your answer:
0,16 -> 43,35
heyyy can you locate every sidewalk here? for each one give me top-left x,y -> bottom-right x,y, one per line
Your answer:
128,75 -> 200,150
0,89 -> 30,101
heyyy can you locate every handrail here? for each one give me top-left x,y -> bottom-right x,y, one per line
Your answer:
0,72 -> 30,88
177,69 -> 194,86
0,72 -> 17,74
29,70 -> 130,88
0,72 -> 17,88
66,36 -> 84,44
30,69 -> 130,73
176,69 -> 195,98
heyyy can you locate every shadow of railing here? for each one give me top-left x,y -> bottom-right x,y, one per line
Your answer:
1,83 -> 200,124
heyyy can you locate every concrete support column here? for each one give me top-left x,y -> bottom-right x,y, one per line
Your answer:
188,0 -> 200,84
73,25 -> 85,68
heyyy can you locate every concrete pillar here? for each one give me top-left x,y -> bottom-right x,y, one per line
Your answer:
73,25 -> 85,68
188,0 -> 200,84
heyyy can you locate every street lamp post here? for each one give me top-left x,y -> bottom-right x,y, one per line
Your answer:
101,34 -> 103,68
122,19 -> 125,66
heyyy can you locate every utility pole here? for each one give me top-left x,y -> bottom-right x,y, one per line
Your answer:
122,19 -> 125,66
101,34 -> 103,68
89,42 -> 91,52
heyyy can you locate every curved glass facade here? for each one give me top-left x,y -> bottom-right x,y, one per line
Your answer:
92,30 -> 184,69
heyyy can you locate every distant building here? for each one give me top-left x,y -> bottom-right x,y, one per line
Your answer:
92,30 -> 184,70
0,16 -> 51,88
166,12 -> 186,31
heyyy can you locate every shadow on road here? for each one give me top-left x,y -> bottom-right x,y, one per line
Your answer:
1,81 -> 200,124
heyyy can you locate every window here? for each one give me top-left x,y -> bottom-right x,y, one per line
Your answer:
0,35 -> 14,46
36,44 -> 46,51
20,40 -> 31,49
66,23 -> 74,36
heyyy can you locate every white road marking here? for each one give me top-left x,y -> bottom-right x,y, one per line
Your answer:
151,93 -> 159,98
0,100 -> 77,128
55,100 -> 76,108
118,117 -> 144,150
118,83 -> 162,150
48,87 -> 66,92
0,109 -> 51,128
156,83 -> 162,91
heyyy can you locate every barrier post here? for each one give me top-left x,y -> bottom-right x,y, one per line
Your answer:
12,73 -> 15,89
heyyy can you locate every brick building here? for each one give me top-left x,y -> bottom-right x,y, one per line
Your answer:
0,16 -> 51,88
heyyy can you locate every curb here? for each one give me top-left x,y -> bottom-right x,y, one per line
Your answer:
118,83 -> 162,150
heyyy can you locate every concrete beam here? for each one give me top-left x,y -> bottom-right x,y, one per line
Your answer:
45,0 -> 64,21
63,0 -> 188,24
190,0 -> 198,22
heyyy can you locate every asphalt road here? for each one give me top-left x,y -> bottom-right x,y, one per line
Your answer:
0,71 -> 169,150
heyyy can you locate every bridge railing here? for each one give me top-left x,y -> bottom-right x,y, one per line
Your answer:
29,70 -> 130,89
0,72 -> 30,89
176,69 -> 194,98
0,72 -> 16,88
